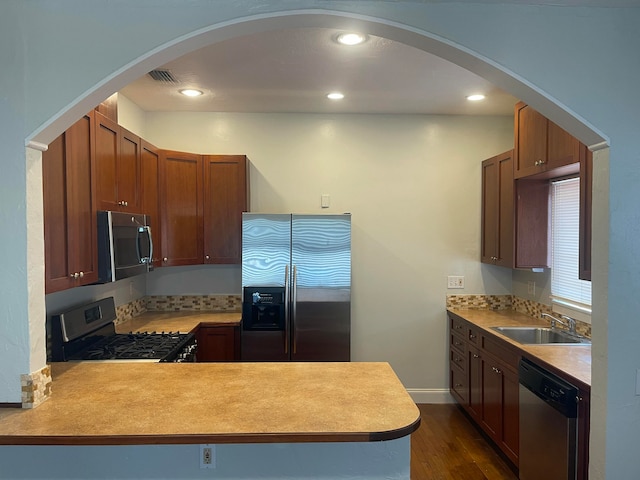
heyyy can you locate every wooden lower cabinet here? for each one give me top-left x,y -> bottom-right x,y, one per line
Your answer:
195,324 -> 240,362
449,314 -> 520,468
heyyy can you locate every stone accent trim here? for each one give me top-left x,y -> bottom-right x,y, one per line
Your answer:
447,294 -> 591,339
446,294 -> 512,310
146,295 -> 241,312
115,297 -> 148,325
21,365 -> 52,409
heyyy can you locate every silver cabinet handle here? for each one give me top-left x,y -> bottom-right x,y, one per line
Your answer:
473,354 -> 480,359
469,334 -> 476,339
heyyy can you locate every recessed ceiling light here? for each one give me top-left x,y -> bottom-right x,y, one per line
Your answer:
335,33 -> 368,46
327,92 -> 345,100
179,89 -> 203,97
466,94 -> 486,101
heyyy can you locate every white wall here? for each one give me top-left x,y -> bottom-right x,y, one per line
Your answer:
141,110 -> 514,394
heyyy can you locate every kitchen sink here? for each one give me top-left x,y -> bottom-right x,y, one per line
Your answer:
491,326 -> 591,345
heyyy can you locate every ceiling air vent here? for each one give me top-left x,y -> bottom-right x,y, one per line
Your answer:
148,69 -> 178,83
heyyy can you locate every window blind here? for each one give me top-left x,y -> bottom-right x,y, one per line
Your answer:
551,177 -> 592,308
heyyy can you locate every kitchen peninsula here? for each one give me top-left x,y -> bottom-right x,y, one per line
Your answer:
0,361 -> 418,478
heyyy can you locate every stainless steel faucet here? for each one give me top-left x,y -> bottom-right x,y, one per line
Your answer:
541,312 -> 577,335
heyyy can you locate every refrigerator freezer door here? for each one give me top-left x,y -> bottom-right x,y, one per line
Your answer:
291,214 -> 351,361
241,213 -> 292,288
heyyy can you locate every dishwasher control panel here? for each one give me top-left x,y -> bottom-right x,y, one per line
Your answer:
519,357 -> 578,418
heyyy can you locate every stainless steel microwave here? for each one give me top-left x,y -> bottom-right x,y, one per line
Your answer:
96,211 -> 153,283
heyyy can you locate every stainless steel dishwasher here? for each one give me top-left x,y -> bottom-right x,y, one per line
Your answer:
519,357 -> 579,480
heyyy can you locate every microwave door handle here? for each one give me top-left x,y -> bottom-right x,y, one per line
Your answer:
146,226 -> 154,264
136,226 -> 153,264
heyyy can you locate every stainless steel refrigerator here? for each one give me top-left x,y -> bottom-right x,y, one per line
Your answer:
241,213 -> 351,362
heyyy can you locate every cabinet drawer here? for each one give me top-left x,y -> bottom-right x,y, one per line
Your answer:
467,326 -> 480,345
483,335 -> 520,370
450,349 -> 467,373
450,365 -> 469,404
450,333 -> 466,353
450,315 -> 467,334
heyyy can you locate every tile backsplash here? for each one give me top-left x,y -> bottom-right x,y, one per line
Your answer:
114,295 -> 242,325
446,294 -> 591,338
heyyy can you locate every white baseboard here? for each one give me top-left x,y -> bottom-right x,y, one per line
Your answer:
406,388 -> 455,404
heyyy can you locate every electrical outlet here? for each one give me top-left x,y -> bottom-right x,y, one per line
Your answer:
527,281 -> 536,295
200,444 -> 216,469
447,276 -> 464,289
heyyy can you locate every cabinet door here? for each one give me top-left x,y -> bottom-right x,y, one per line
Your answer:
481,356 -> 503,442
118,127 -> 142,212
94,112 -> 120,211
547,119 -> 581,171
159,150 -> 203,266
141,141 -> 161,265
579,147 -> 592,281
202,155 -> 248,264
515,178 -> 550,268
42,112 -> 97,293
196,325 -> 240,362
501,366 -> 520,466
468,344 -> 483,422
481,157 -> 499,263
514,102 -> 547,178
481,150 -> 514,267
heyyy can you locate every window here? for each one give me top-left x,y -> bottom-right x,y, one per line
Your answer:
550,177 -> 591,320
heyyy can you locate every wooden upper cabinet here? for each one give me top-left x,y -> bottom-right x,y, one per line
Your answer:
514,102 -> 581,179
481,150 -> 514,267
141,140 -> 161,265
159,150 -> 203,266
94,112 -> 142,212
42,111 -> 98,293
117,126 -> 142,212
203,155 -> 249,264
95,112 -> 119,211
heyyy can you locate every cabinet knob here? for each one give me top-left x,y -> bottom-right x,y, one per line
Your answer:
163,257 -> 168,262
469,334 -> 476,339
454,383 -> 463,388
124,201 -> 128,206
70,272 -> 79,279
205,255 -> 210,260
473,354 -> 480,359
79,271 -> 84,278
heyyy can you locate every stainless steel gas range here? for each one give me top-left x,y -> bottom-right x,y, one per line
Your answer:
48,297 -> 197,363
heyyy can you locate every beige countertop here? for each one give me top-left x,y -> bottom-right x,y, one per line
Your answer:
116,311 -> 241,334
447,308 -> 591,389
0,362 -> 420,446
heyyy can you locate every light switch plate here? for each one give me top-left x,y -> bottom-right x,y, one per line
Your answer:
321,194 -> 330,208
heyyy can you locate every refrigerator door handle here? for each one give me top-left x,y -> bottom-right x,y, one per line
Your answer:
292,264 -> 298,354
284,264 -> 290,354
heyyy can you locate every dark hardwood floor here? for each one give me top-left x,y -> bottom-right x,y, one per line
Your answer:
411,404 -> 518,480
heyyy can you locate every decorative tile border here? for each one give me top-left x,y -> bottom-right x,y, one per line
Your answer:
115,297 -> 148,325
21,365 -> 52,408
446,294 -> 512,310
145,295 -> 242,312
447,294 -> 591,339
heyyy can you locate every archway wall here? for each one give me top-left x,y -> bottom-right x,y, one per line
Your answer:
5,1 -> 640,478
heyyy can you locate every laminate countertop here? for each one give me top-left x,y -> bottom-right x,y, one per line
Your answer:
0,362 -> 420,446
116,311 -> 241,334
448,308 -> 591,390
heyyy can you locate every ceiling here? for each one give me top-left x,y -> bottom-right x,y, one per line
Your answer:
119,27 -> 520,116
